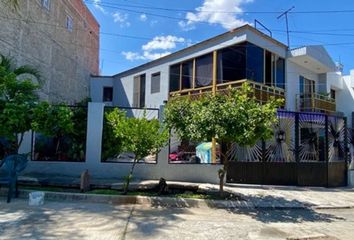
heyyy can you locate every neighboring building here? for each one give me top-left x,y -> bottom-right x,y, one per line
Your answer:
335,68 -> 354,128
0,0 -> 99,103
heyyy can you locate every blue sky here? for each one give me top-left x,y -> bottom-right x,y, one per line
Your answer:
85,0 -> 354,76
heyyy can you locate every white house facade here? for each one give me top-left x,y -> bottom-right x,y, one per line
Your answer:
91,25 -> 351,121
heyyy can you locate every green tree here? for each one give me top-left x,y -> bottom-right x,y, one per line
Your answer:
106,109 -> 168,194
3,0 -> 19,10
0,55 -> 41,154
67,100 -> 89,161
31,102 -> 74,156
164,83 -> 282,195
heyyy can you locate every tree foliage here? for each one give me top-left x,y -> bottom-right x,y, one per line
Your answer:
32,102 -> 74,138
165,83 -> 282,146
105,108 -> 169,194
0,55 -> 40,153
164,83 -> 283,195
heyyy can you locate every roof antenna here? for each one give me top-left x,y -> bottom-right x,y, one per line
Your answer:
277,6 -> 295,48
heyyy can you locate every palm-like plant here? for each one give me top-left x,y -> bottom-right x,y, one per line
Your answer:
0,54 -> 41,154
3,0 -> 19,10
0,54 -> 40,81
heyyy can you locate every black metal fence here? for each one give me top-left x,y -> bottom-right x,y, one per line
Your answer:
227,110 -> 349,187
31,106 -> 88,162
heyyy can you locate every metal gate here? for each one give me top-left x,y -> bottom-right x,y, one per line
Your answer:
226,111 -> 348,187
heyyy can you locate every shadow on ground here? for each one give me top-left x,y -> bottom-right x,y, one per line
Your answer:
223,194 -> 346,223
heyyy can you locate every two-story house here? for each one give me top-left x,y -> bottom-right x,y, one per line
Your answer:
89,24 -> 350,187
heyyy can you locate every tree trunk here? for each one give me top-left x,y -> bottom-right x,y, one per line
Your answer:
218,156 -> 229,197
123,158 -> 138,195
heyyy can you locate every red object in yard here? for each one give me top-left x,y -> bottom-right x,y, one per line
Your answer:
169,153 -> 178,161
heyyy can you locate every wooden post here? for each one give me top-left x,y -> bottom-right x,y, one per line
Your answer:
192,59 -> 196,89
212,51 -> 217,164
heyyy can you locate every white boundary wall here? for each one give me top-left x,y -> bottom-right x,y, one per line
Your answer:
22,102 -> 220,184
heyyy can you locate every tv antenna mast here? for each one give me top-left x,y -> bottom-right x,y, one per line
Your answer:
277,6 -> 295,48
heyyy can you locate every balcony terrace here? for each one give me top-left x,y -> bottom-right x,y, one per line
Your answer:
168,41 -> 286,106
169,79 -> 285,106
296,93 -> 336,114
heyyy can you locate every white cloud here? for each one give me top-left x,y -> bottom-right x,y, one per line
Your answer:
112,12 -> 130,27
143,51 -> 171,60
93,0 -> 107,14
139,14 -> 147,22
142,36 -> 186,51
122,35 -> 188,61
179,0 -> 253,30
122,51 -> 146,61
122,51 -> 171,61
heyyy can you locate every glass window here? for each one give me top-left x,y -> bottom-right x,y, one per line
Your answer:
276,57 -> 285,89
41,0 -> 50,10
217,44 -> 246,83
66,16 -> 73,32
151,72 -> 161,94
330,89 -> 336,99
195,53 -> 213,87
140,74 -> 146,108
181,61 -> 193,89
169,64 -> 180,92
300,76 -> 304,93
246,43 -> 264,84
265,51 -> 273,86
133,74 -> 146,108
103,87 -> 113,102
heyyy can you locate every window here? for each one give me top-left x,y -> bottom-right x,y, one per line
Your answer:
195,53 -> 213,87
276,57 -> 285,89
182,61 -> 193,89
246,43 -> 264,84
169,64 -> 180,92
217,44 -> 246,83
103,87 -> 113,102
330,89 -> 336,99
300,76 -> 315,95
41,0 -> 50,10
151,72 -> 161,94
133,74 -> 146,108
66,16 -> 73,32
265,50 -> 273,86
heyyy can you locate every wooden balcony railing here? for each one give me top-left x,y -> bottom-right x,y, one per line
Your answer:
169,79 -> 285,106
296,93 -> 336,113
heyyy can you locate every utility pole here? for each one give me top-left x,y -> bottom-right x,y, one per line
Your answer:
277,6 -> 295,48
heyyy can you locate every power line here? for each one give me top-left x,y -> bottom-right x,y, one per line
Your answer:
86,1 -> 354,15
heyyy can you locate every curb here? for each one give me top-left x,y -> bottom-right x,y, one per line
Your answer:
2,189 -> 354,210
1,189 -> 253,209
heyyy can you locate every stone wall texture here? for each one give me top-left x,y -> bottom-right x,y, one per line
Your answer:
0,0 -> 99,103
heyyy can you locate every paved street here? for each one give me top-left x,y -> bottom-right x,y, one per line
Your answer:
1,198 -> 354,240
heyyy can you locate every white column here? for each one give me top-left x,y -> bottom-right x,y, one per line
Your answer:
85,102 -> 105,166
18,131 -> 32,155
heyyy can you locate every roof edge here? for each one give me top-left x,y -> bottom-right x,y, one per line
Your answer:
113,24 -> 287,78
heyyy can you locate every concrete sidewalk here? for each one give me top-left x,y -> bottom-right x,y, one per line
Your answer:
16,174 -> 354,209
1,198 -> 354,240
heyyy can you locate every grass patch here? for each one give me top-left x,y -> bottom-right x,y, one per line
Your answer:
19,185 -> 240,201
